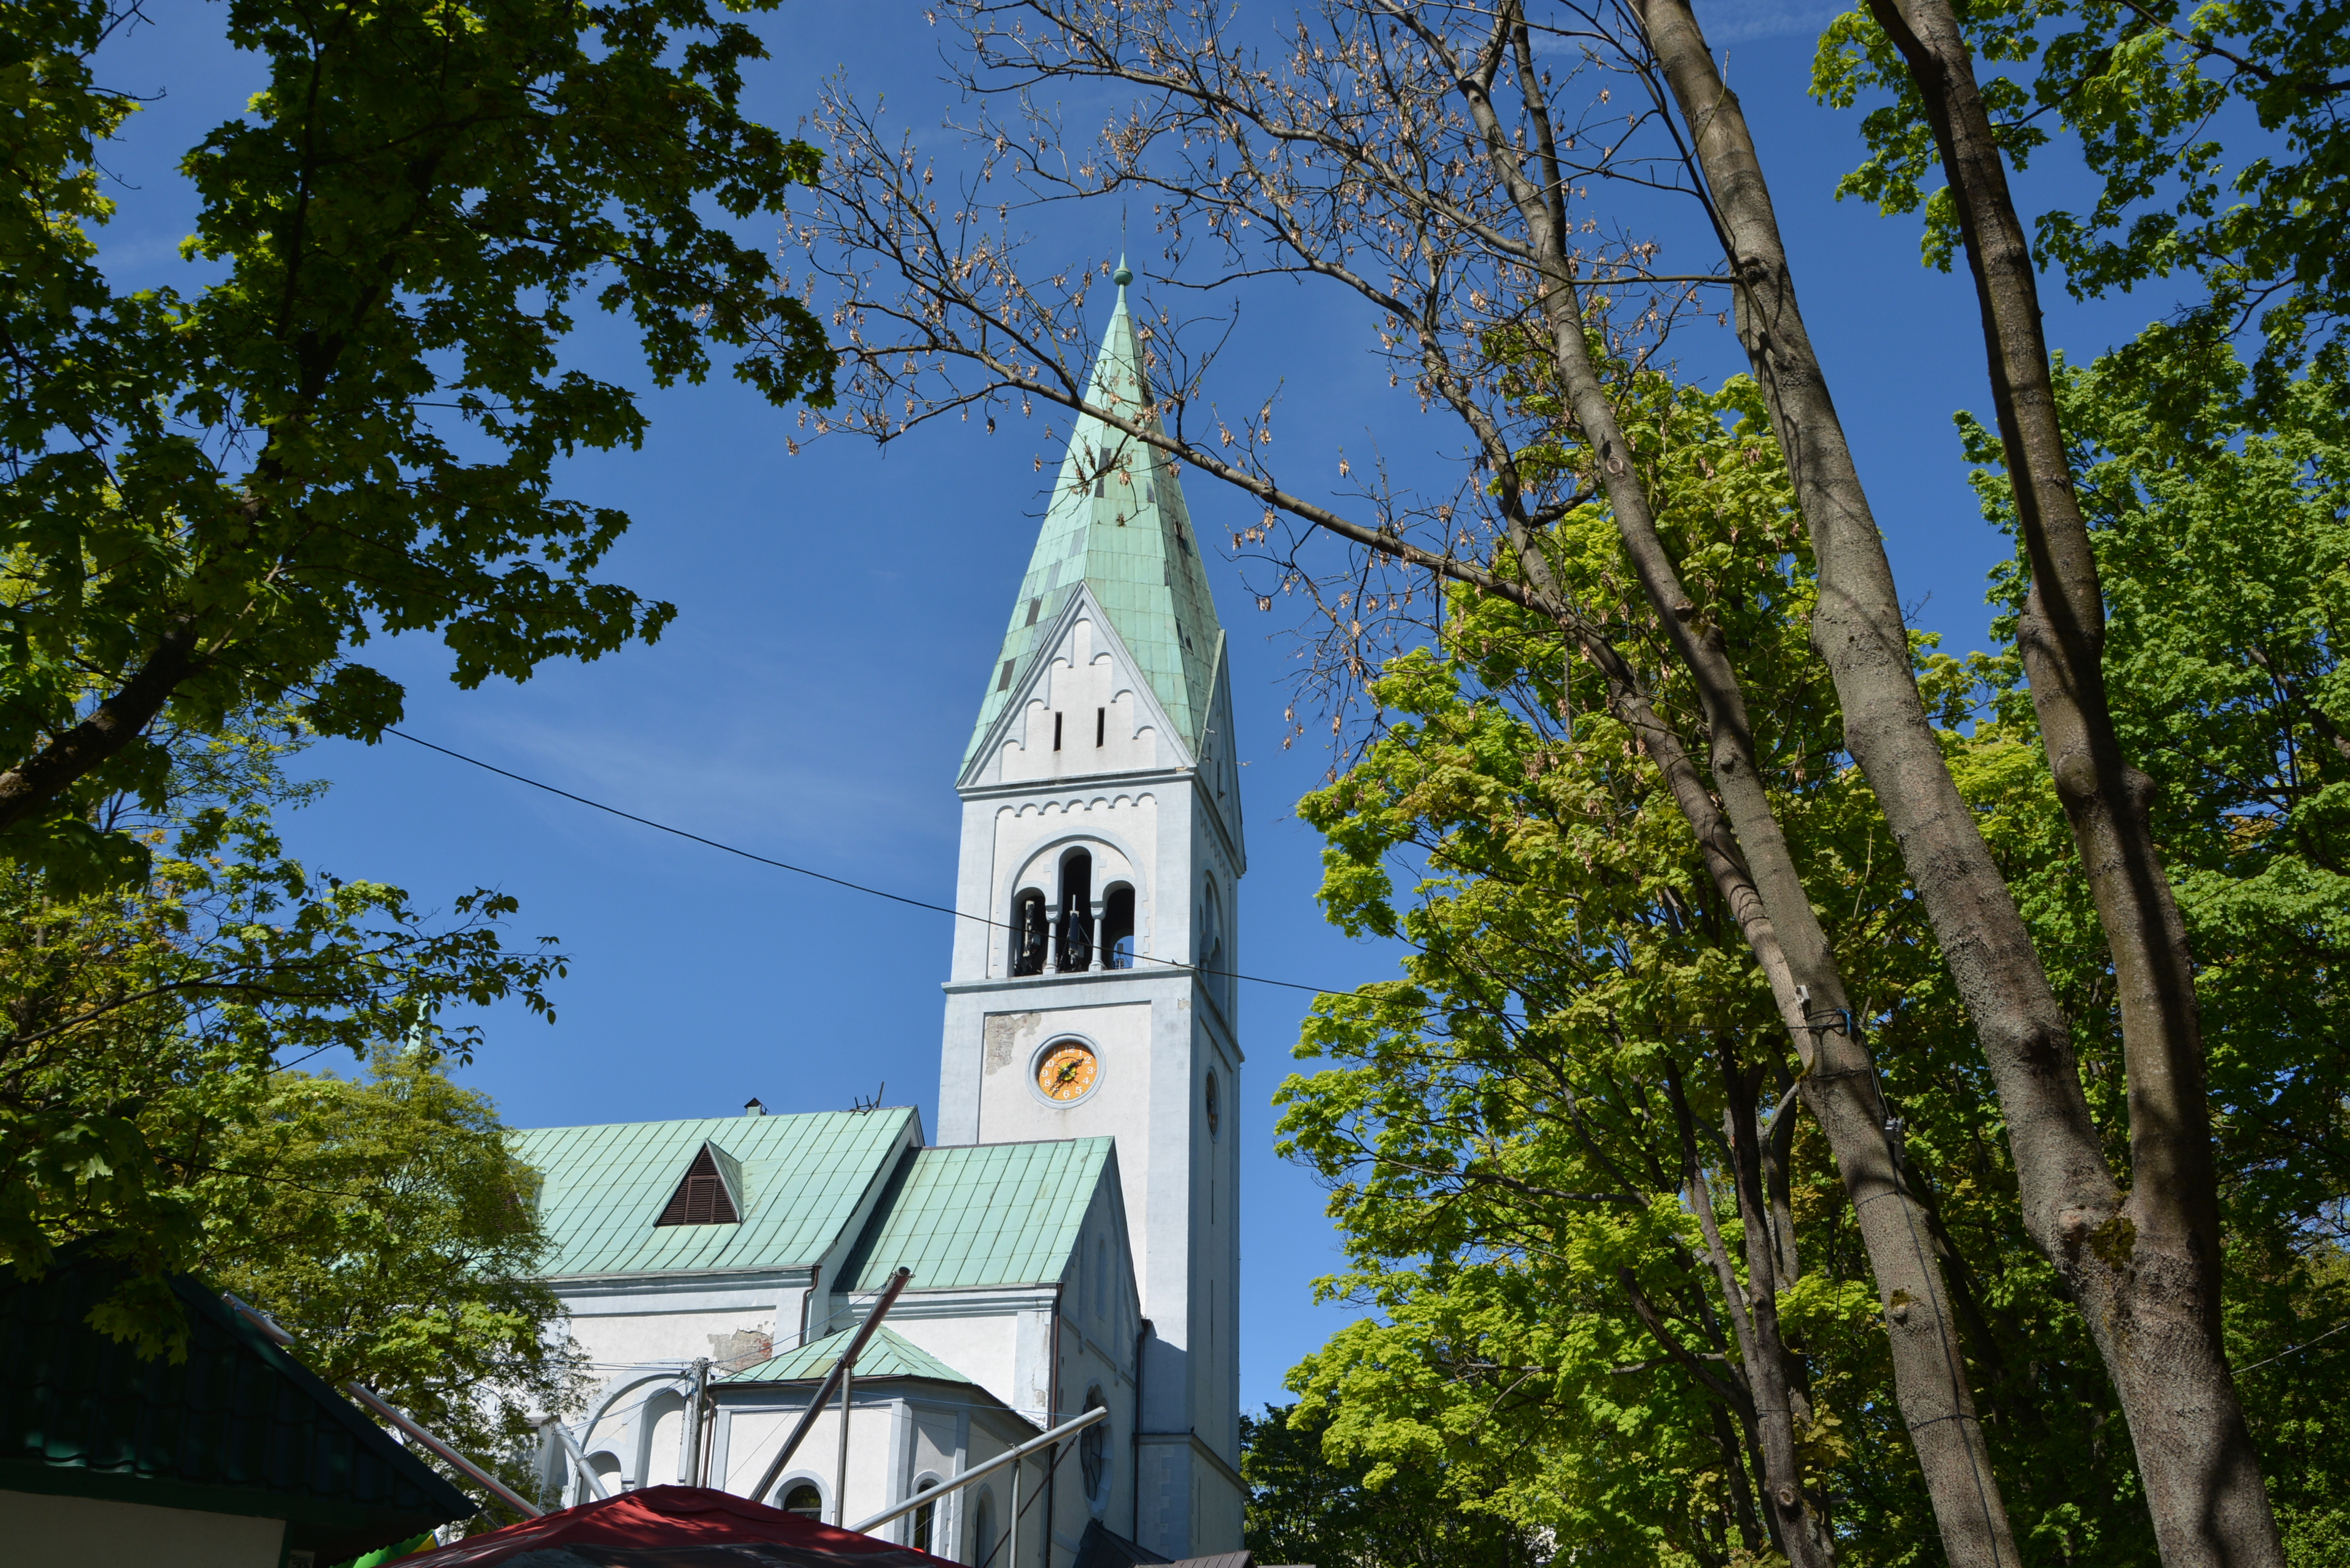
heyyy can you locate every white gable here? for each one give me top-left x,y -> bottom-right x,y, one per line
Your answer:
961,584 -> 1193,790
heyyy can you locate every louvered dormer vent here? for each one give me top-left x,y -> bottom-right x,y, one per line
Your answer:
655,1143 -> 741,1226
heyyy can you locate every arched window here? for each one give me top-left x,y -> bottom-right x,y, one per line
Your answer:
780,1482 -> 824,1520
1079,1388 -> 1111,1511
1102,884 -> 1135,969
585,1451 -> 622,1502
911,1477 -> 941,1552
1057,850 -> 1094,971
969,1489 -> 998,1566
1199,879 -> 1226,1004
1010,889 -> 1047,976
638,1390 -> 685,1487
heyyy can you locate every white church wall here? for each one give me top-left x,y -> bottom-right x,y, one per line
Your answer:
881,1306 -> 1024,1420
973,999 -> 1153,1150
712,1391 -> 904,1526
562,1301 -> 789,1371
711,1386 -> 1032,1547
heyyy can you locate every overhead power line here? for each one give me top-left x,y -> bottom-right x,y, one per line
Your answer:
385,728 -> 1346,999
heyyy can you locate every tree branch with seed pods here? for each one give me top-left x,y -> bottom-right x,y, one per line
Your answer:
769,3 -> 2024,1560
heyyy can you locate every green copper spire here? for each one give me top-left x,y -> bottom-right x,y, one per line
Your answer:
964,274 -> 1225,768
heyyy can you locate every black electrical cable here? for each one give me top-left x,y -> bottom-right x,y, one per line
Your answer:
385,728 -> 1346,999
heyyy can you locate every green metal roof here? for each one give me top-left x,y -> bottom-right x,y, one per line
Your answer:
0,1249 -> 474,1563
965,276 -> 1226,767
720,1325 -> 969,1387
512,1110 -> 917,1278
839,1139 -> 1116,1292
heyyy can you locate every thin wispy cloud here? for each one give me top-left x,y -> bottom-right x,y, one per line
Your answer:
1691,0 -> 1849,46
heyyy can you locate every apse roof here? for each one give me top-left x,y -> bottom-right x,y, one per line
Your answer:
965,272 -> 1225,767
839,1138 -> 1116,1292
719,1325 -> 967,1387
513,1110 -> 917,1278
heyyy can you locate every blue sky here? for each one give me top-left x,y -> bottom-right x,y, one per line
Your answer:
91,3 -> 2177,1414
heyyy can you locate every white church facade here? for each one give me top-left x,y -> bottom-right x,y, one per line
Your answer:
518,267 -> 1247,1567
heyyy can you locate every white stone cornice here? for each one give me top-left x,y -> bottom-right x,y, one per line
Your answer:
958,765 -> 1196,803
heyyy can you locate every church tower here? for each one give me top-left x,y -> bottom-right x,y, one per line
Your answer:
937,264 -> 1245,1559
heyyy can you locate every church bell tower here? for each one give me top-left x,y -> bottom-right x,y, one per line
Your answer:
936,264 -> 1246,1559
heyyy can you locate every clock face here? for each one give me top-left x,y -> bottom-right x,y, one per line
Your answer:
1037,1041 -> 1099,1102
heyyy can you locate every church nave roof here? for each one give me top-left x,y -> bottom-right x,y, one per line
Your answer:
513,1109 -> 919,1279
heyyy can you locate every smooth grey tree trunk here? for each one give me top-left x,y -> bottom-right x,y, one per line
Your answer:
1638,2 -> 2283,1562
1418,9 -> 2024,1562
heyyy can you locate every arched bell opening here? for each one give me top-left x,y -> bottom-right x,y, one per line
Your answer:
1057,849 -> 1095,972
1102,883 -> 1136,969
1010,888 -> 1048,976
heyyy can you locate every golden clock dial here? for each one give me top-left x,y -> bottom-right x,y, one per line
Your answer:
1037,1042 -> 1099,1102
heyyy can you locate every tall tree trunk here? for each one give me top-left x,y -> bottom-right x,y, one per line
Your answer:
1636,3 -> 2282,1561
1667,1054 -> 1836,1568
1403,10 -> 2025,1562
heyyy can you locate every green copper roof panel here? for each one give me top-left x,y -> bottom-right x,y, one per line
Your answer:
965,276 -> 1226,766
512,1110 -> 917,1278
0,1249 -> 474,1562
719,1325 -> 969,1387
840,1139 -> 1114,1291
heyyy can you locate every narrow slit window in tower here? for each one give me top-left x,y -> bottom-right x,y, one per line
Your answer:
1026,597 -> 1042,626
1053,711 -> 1064,751
1095,707 -> 1105,747
997,660 -> 1015,692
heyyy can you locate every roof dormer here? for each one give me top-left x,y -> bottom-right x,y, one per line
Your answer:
654,1141 -> 742,1227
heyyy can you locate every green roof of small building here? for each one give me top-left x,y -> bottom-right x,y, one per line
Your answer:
840,1139 -> 1116,1292
720,1324 -> 969,1386
512,1109 -> 917,1278
0,1249 -> 475,1563
965,272 -> 1226,767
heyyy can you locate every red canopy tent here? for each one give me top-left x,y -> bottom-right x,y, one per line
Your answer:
383,1485 -> 969,1568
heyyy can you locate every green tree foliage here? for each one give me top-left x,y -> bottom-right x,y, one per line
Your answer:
0,720 -> 568,1350
1242,1402 -> 1547,1568
200,1046 -> 583,1506
1813,0 -> 2350,391
0,1 -> 833,883
1274,352 -> 2350,1563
